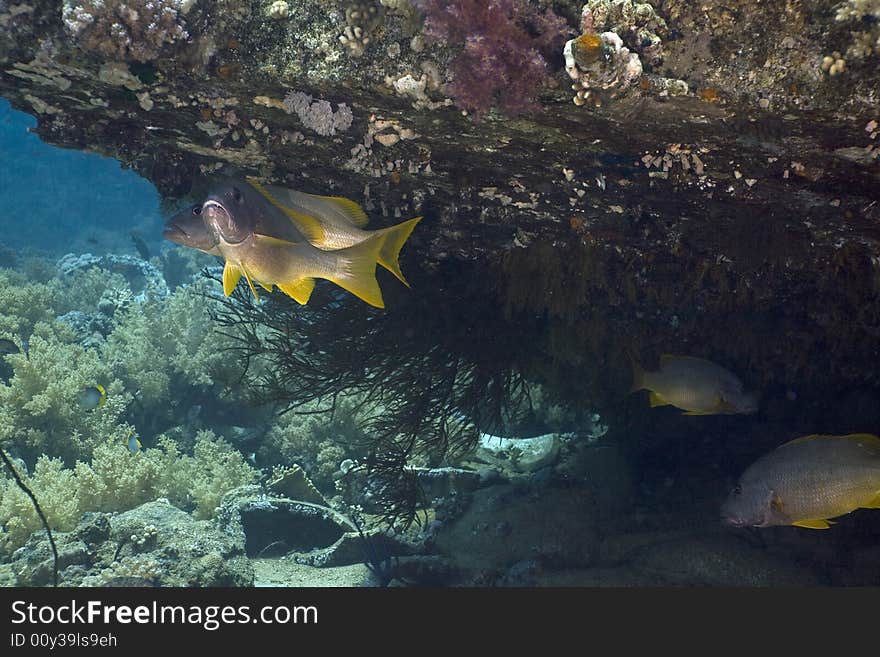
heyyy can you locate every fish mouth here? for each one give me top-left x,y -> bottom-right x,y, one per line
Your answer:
162,223 -> 188,243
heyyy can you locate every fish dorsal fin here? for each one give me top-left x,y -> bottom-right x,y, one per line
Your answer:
246,177 -> 328,244
277,278 -> 316,305
253,233 -> 300,247
649,391 -> 669,407
223,262 -> 242,296
786,433 -> 880,449
783,434 -> 828,447
792,519 -> 833,529
840,433 -> 880,448
304,193 -> 369,227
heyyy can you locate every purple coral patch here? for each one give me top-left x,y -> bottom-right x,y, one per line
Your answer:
416,0 -> 572,119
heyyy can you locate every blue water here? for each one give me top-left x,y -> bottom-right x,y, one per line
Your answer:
0,98 -> 162,256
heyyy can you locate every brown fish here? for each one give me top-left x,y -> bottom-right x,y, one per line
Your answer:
630,354 -> 758,415
721,433 -> 880,529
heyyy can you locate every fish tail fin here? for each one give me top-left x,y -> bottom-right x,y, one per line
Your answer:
377,216 -> 421,287
627,348 -> 645,393
327,233 -> 385,308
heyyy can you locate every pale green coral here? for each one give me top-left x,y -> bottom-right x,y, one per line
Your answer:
103,281 -> 240,409
0,456 -> 80,551
259,396 -> 366,489
0,322 -> 127,462
0,430 -> 257,554
0,269 -> 61,337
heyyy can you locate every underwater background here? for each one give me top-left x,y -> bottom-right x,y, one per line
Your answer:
1,1 -> 880,588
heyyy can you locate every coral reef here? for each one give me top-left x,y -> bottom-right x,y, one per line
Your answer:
416,0 -> 572,117
0,431 -> 256,554
0,267 -> 245,464
580,0 -> 668,66
57,252 -> 169,302
8,499 -> 253,586
258,397 -> 366,492
62,0 -> 193,62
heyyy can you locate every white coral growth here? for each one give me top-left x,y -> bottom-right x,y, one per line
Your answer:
282,91 -> 354,136
62,0 -> 191,62
834,0 -> 880,61
835,0 -> 880,22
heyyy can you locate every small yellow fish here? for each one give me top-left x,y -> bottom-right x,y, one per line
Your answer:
722,434 -> 880,529
630,353 -> 758,415
127,432 -> 142,454
78,384 -> 106,411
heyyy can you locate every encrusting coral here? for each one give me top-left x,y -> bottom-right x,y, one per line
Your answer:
62,0 -> 194,63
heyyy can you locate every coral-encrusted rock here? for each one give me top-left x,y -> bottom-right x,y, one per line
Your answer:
8,499 -> 252,586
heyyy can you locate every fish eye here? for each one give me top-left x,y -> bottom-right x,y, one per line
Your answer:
191,204 -> 202,215
232,187 -> 243,204
732,485 -> 742,496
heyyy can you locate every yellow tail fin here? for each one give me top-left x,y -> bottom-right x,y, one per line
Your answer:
327,233 -> 385,308
377,216 -> 421,287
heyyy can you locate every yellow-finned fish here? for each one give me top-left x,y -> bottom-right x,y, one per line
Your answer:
722,433 -> 880,529
629,353 -> 758,415
163,179 -> 389,308
78,384 -> 106,411
127,432 -> 142,454
245,177 -> 421,287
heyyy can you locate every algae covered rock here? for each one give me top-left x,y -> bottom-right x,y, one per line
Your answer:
432,481 -> 600,576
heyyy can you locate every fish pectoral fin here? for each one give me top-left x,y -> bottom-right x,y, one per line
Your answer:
377,216 -> 421,287
240,266 -> 261,301
246,178 -> 328,245
222,263 -> 242,296
649,391 -> 670,408
628,349 -> 645,394
792,519 -> 833,529
277,278 -> 316,305
281,208 -> 327,246
864,491 -> 880,509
